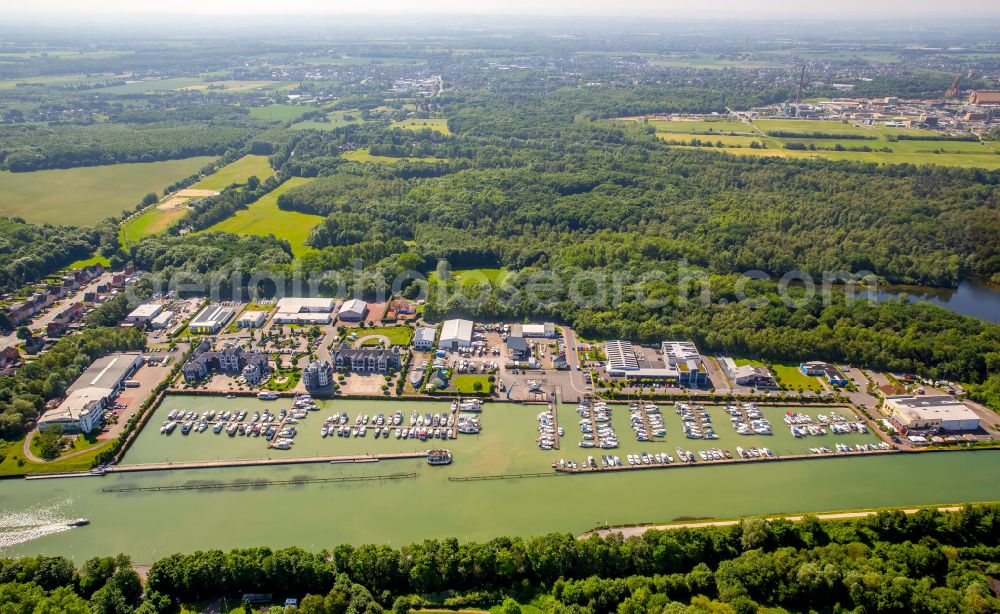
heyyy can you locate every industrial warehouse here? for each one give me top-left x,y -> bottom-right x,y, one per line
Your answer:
38,352 -> 144,433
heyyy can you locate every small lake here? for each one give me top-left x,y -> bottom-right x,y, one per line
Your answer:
872,278 -> 1000,322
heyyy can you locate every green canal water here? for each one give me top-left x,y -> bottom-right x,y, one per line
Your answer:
2,396 -> 999,563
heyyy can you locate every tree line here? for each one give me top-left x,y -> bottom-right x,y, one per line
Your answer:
3,505 -> 999,614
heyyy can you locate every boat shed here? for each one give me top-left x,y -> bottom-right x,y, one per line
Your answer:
439,319 -> 473,350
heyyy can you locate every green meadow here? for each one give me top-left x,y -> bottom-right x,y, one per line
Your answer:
389,117 -> 452,135
342,149 -> 447,164
205,177 -> 322,256
640,118 -> 752,134
189,155 -> 274,191
249,104 -> 316,122
0,156 -> 216,226
119,206 -> 188,246
291,110 -> 364,131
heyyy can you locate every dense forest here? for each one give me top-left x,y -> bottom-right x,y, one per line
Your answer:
0,122 -> 252,172
0,218 -> 99,294
2,505 -> 1000,614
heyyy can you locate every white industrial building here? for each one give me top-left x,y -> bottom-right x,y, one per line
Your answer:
413,326 -> 437,350
188,304 -> 235,334
515,322 -> 556,338
886,395 -> 980,432
39,352 -> 144,433
149,310 -> 174,330
274,297 -> 334,324
237,310 -> 269,328
126,303 -> 163,325
439,319 -> 473,349
337,299 -> 369,322
38,387 -> 110,433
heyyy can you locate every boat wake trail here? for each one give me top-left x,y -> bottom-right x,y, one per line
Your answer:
0,498 -> 75,549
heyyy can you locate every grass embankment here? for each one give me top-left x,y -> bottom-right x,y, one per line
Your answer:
0,436 -> 114,477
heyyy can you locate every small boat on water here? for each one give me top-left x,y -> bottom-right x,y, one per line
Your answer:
257,391 -> 278,400
427,449 -> 453,465
67,519 -> 89,527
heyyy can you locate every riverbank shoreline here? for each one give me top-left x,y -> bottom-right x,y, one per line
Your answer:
580,500 -> 999,539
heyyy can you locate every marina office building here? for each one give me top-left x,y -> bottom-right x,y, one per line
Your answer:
38,352 -> 144,433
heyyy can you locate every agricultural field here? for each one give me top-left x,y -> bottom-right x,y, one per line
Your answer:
98,77 -> 207,94
179,80 -> 285,92
651,117 -> 1000,169
0,156 -> 216,226
751,119 -> 940,138
713,147 -> 1000,169
342,149 -> 447,164
389,117 -> 452,135
248,104 -> 316,122
617,118 -> 752,134
189,155 -> 274,191
0,73 -> 113,90
119,202 -> 193,246
658,134 -> 763,147
204,177 -> 322,256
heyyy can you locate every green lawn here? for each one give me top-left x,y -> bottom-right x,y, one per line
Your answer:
389,117 -> 452,135
0,436 -> 115,477
451,374 -> 493,394
358,326 -> 414,347
342,149 -> 447,164
249,104 -> 316,122
734,358 -> 822,391
189,155 -> 274,191
205,177 -> 322,256
67,254 -> 111,269
0,156 -> 217,226
429,268 -> 508,285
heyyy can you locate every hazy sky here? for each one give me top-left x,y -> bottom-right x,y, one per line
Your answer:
7,0 -> 1000,18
